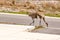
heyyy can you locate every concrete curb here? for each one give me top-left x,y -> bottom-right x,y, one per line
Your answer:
0,24 -> 60,40
0,24 -> 35,32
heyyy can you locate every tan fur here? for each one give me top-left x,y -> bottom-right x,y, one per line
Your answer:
22,2 -> 48,27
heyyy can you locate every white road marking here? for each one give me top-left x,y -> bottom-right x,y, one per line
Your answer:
0,12 -> 60,19
0,24 -> 60,40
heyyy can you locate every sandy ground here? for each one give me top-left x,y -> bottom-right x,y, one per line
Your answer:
0,24 -> 60,40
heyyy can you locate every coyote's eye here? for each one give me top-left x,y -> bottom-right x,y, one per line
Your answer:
24,5 -> 26,7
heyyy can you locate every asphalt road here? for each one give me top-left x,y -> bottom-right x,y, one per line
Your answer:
0,13 -> 60,35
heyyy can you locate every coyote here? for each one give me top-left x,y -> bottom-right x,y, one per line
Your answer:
23,2 -> 48,27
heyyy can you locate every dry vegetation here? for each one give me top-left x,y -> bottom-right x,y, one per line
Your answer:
0,0 -> 60,17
